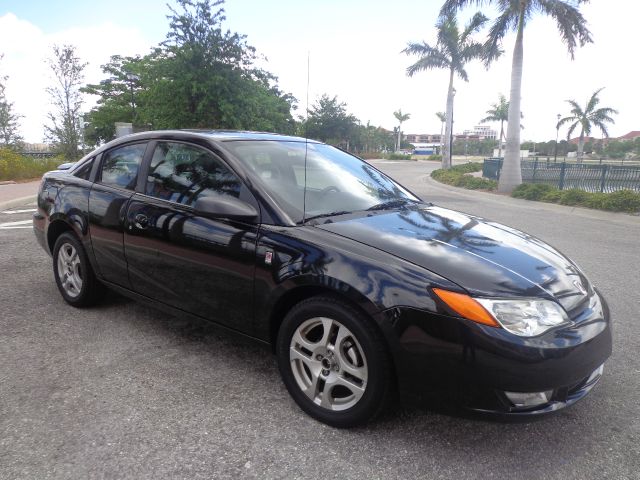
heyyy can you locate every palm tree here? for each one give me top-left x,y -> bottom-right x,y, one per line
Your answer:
479,94 -> 511,158
393,109 -> 411,152
557,88 -> 617,163
441,0 -> 592,192
404,12 -> 490,169
436,111 -> 446,155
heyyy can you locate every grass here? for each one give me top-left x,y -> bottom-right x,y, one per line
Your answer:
0,148 -> 64,182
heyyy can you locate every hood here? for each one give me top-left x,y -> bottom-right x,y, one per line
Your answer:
317,205 -> 591,311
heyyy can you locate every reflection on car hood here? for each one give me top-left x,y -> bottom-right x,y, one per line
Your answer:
316,205 -> 591,310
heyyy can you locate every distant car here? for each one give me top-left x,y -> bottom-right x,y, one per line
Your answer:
33,130 -> 611,427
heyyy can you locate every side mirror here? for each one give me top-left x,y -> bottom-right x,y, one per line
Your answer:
57,162 -> 75,170
194,194 -> 259,222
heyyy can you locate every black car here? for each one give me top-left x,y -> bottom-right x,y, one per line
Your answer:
33,130 -> 611,427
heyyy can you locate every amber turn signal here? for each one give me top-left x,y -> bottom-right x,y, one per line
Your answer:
432,288 -> 500,327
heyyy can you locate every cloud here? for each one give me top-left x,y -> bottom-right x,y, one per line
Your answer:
0,13 -> 153,142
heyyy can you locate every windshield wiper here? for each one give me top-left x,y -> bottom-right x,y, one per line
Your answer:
366,199 -> 411,211
302,210 -> 353,224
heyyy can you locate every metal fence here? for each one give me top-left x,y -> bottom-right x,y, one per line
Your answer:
483,158 -> 640,193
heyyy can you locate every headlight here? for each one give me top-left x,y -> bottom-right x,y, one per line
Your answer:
475,298 -> 571,337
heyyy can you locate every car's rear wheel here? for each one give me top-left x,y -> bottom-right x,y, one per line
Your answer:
52,232 -> 103,307
277,295 -> 392,428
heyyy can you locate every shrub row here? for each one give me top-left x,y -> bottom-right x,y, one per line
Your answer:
357,152 -> 413,160
431,163 -> 497,190
0,149 -> 64,182
511,183 -> 640,213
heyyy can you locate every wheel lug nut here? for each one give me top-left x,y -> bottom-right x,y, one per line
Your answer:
322,369 -> 330,376
316,354 -> 323,361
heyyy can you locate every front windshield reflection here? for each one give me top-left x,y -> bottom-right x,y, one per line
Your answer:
224,141 -> 418,223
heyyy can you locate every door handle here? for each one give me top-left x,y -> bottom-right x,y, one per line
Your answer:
134,213 -> 149,230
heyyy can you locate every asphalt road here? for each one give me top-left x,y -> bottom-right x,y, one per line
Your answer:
1,162 -> 638,480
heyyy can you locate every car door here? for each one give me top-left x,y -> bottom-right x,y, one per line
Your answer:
123,140 -> 260,332
88,142 -> 149,289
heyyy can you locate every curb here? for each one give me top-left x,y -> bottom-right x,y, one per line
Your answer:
0,195 -> 37,212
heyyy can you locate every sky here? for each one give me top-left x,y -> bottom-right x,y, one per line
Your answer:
0,0 -> 637,144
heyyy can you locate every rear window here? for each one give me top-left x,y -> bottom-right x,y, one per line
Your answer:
99,143 -> 147,190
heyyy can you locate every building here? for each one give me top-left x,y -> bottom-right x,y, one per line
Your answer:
568,136 -> 596,145
404,133 -> 442,144
617,131 -> 640,142
461,125 -> 497,140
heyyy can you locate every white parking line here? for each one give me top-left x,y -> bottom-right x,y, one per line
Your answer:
0,219 -> 32,229
1,209 -> 37,214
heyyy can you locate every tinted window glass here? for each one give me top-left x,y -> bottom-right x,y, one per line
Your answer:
100,143 -> 146,190
146,142 -> 241,206
73,158 -> 94,180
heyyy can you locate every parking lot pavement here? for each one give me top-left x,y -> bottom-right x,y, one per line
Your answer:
0,180 -> 39,211
1,165 -> 639,480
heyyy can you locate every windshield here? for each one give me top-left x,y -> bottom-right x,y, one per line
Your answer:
224,141 -> 419,223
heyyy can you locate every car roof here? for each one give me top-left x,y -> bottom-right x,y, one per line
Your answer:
111,129 -> 321,144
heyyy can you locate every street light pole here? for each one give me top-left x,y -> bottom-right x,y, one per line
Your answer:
554,113 -> 561,163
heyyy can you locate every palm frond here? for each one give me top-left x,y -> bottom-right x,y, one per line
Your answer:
484,9 -> 517,65
461,12 -> 489,42
406,53 -> 450,77
440,0 -> 489,18
585,87 -> 605,113
538,0 -> 593,59
566,120 -> 578,140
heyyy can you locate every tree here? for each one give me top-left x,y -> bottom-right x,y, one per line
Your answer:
304,94 -> 357,147
82,55 -> 145,145
45,45 -> 87,160
82,0 -> 296,145
480,94 -> 508,158
393,109 -> 410,152
557,88 -> 617,162
480,94 -> 524,158
441,0 -> 592,192
404,12 -> 490,169
436,111 -> 446,154
0,55 -> 23,149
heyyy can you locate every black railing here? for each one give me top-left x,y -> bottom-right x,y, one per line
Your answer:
483,158 -> 640,193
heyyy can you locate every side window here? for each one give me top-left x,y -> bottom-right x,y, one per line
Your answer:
73,157 -> 94,180
99,143 -> 146,190
145,142 -> 242,206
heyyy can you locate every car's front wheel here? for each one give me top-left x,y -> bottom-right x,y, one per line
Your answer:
52,232 -> 104,307
277,295 -> 392,428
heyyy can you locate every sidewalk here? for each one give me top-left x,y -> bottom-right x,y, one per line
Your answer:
0,180 -> 40,211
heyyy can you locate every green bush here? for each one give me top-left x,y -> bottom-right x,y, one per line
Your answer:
451,162 -> 483,174
427,154 -> 442,161
385,153 -> 413,160
510,183 -> 640,213
600,190 -> 640,212
540,190 -> 563,203
431,163 -> 496,191
356,152 -> 413,160
558,189 -> 590,206
512,183 -> 557,200
0,149 -> 63,181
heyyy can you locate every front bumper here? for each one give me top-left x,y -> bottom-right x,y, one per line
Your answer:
380,293 -> 612,416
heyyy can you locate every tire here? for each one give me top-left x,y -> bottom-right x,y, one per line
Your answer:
52,232 -> 104,307
277,295 -> 393,428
